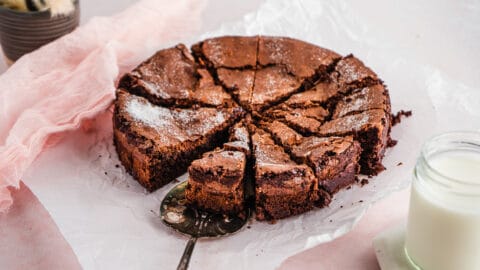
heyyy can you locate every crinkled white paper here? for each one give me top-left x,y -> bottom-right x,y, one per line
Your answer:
24,0 -> 480,269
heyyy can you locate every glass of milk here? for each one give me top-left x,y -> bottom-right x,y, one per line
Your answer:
405,131 -> 480,270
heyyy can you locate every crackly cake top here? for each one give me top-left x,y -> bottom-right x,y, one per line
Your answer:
251,128 -> 317,188
319,109 -> 389,136
116,90 -> 237,147
332,84 -> 390,118
119,44 -> 232,107
193,36 -> 258,68
330,54 -> 379,88
251,66 -> 302,111
114,35 -> 396,202
284,82 -> 341,107
258,36 -> 341,78
291,136 -> 356,160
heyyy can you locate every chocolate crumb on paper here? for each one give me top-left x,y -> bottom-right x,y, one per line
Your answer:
391,110 -> 412,126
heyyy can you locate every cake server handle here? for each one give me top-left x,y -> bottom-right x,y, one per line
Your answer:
177,236 -> 197,270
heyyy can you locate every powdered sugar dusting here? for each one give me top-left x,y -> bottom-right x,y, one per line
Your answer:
126,97 -> 176,129
204,39 -> 224,65
339,112 -> 371,130
231,125 -> 249,143
125,95 -> 229,144
336,57 -> 375,84
253,67 -> 299,104
336,94 -> 369,117
265,38 -> 288,63
174,108 -> 226,136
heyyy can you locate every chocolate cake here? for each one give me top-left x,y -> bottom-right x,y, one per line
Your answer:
262,121 -> 361,195
185,149 -> 246,213
114,35 -> 399,221
113,89 -> 243,191
251,128 -> 319,220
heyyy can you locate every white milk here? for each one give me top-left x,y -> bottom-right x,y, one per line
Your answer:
405,150 -> 480,270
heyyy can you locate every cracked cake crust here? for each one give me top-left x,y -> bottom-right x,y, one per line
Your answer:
113,35 -> 395,221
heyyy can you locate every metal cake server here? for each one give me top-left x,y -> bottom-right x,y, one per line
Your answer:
160,181 -> 250,270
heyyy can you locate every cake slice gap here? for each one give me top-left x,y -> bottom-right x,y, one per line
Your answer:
223,120 -> 252,157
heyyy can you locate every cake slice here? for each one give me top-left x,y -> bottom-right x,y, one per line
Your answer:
267,104 -> 328,135
118,44 -> 232,107
280,55 -> 381,110
113,90 -> 243,191
250,66 -> 302,112
330,54 -> 381,93
332,84 -> 391,118
258,36 -> 341,81
251,128 -> 319,221
192,36 -> 258,69
318,109 -> 391,175
290,137 -> 361,194
185,149 -> 246,214
262,121 -> 361,194
283,81 -> 342,108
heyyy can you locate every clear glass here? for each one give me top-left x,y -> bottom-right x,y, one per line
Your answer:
405,131 -> 480,270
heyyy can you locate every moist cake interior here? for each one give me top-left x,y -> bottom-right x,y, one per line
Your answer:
114,36 -> 396,221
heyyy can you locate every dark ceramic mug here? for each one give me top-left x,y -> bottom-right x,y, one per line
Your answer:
0,0 -> 80,64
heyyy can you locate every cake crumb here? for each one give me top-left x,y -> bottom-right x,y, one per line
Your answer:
104,172 -> 108,175
340,205 -> 343,208
360,178 -> 369,186
115,164 -> 120,168
346,186 -> 351,190
247,225 -> 251,229
397,162 -> 403,166
359,200 -> 363,203
387,138 -> 398,147
391,110 -> 412,126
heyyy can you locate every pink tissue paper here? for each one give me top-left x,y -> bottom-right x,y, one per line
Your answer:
0,0 -> 206,212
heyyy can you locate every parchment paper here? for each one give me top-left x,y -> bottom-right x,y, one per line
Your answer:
23,0 -> 480,269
